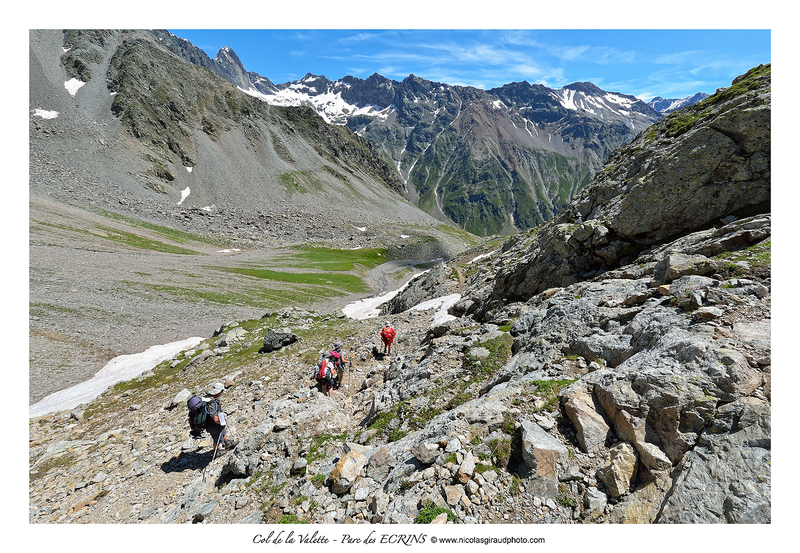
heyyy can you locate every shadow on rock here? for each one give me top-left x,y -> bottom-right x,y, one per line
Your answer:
160,447 -> 218,474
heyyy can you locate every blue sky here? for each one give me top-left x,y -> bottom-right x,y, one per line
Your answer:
168,29 -> 770,100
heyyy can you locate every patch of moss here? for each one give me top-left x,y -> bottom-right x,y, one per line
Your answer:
415,501 -> 457,524
30,454 -> 75,481
527,378 -> 578,413
465,333 -> 514,380
701,64 -> 771,108
278,514 -> 309,524
307,432 -> 348,463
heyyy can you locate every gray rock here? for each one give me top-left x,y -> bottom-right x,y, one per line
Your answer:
262,328 -> 299,352
193,499 -> 219,522
291,457 -> 307,476
163,388 -> 191,410
238,511 -> 264,523
455,451 -> 476,484
596,442 -> 638,497
520,419 -> 567,499
654,254 -> 716,284
668,274 -> 717,297
692,306 -> 724,320
366,445 -> 397,481
657,398 -> 771,523
583,486 -> 607,517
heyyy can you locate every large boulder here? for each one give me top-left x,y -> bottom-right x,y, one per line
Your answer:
222,420 -> 275,477
519,419 -> 567,498
560,381 -> 612,452
652,254 -> 716,284
366,445 -> 397,482
330,451 -> 367,495
657,398 -> 771,523
261,328 -> 299,352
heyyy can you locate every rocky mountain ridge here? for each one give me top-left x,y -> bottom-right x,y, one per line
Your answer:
29,64 -> 771,526
32,30 -> 434,228
647,92 -> 710,114
154,30 -> 667,236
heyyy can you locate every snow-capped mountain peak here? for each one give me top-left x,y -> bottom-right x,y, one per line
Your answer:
647,92 -> 710,114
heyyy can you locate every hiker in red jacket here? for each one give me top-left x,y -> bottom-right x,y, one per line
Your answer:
380,321 -> 396,354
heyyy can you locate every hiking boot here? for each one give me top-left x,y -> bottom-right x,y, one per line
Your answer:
225,439 -> 239,450
214,447 -> 228,457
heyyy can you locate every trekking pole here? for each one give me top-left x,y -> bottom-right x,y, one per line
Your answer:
203,431 -> 224,483
348,348 -> 355,393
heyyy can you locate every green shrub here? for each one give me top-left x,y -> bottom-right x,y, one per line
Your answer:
415,502 -> 457,524
278,514 -> 309,524
310,474 -> 326,488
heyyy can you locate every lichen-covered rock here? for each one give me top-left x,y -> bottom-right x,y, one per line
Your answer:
330,451 -> 367,495
261,328 -> 299,352
596,442 -> 638,497
657,398 -> 771,523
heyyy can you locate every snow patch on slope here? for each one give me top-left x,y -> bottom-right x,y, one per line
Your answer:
177,187 -> 190,205
239,85 -> 395,125
29,337 -> 203,418
32,109 -> 59,119
64,78 -> 85,96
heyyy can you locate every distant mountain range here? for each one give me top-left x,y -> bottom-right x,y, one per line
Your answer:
155,30 -> 708,235
647,92 -> 710,114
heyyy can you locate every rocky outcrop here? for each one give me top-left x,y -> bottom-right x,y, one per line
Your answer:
471,65 -> 771,302
28,233 -> 770,524
560,64 -> 770,244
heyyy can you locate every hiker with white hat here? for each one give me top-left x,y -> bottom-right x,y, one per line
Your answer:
195,382 -> 238,453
